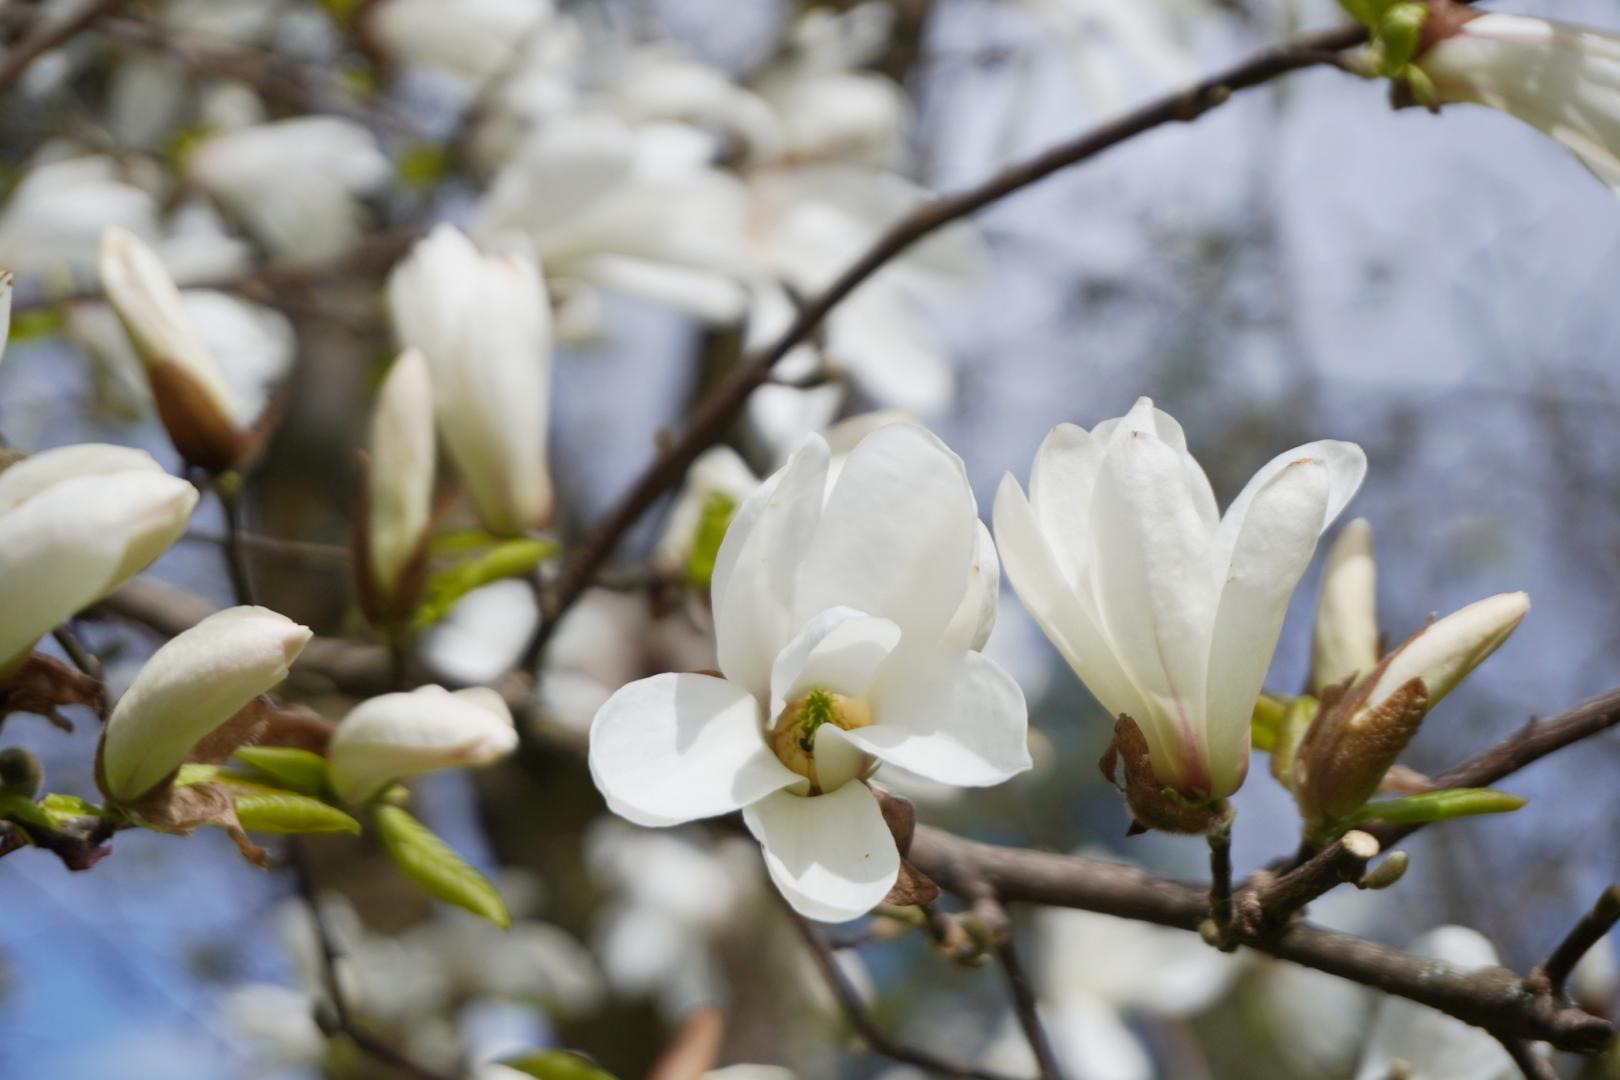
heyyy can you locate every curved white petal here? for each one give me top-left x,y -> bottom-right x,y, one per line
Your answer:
1088,429 -> 1220,791
102,606 -> 310,801
1028,422 -> 1103,586
367,349 -> 436,599
712,436 -> 830,698
939,519 -> 1000,652
1311,517 -> 1379,694
1367,592 -> 1529,712
992,474 -> 1150,727
328,684 -> 518,804
742,781 -> 897,922
795,423 -> 976,645
1210,440 -> 1365,577
849,644 -> 1030,786
767,606 -> 901,719
0,443 -> 163,515
1202,459 -> 1330,799
0,471 -> 197,669
589,673 -> 800,827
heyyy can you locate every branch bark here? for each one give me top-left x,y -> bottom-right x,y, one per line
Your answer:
0,0 -> 127,92
907,828 -> 1613,1054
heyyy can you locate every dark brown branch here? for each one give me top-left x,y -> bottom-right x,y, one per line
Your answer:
522,21 -> 1369,664
994,935 -> 1062,1080
787,909 -> 1027,1080
0,0 -> 127,92
908,828 -> 1612,1054
1496,1036 -> 1557,1080
1533,885 -> 1620,999
1207,820 -> 1235,943
1243,829 -> 1380,936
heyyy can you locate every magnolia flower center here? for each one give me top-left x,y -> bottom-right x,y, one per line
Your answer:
767,688 -> 872,793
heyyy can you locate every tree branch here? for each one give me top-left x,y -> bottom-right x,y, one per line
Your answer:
787,909 -> 1027,1080
0,0 -> 128,92
1533,885 -> 1620,999
522,20 -> 1369,662
908,828 -> 1613,1054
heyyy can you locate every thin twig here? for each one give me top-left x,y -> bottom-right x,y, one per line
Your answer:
0,0 -> 128,92
521,20 -> 1368,668
50,624 -> 107,722
1207,818 -> 1234,943
217,483 -> 257,607
994,936 -> 1063,1080
787,909 -> 1026,1080
1534,885 -> 1620,999
181,530 -> 351,565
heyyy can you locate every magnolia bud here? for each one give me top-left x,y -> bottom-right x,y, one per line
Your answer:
1364,592 -> 1529,713
0,448 -> 198,672
1293,592 -> 1528,824
0,747 -> 42,798
1310,518 -> 1378,695
327,684 -> 518,804
387,225 -> 553,537
100,606 -> 311,802
363,349 -> 435,617
99,227 -> 244,472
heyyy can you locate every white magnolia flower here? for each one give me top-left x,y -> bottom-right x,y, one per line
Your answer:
327,685 -> 519,804
421,579 -> 541,688
0,444 -> 197,672
366,349 -> 436,610
994,397 -> 1365,804
474,114 -> 751,323
388,225 -> 553,537
590,424 -> 1030,921
0,155 -> 158,279
1311,518 -> 1378,694
101,606 -> 311,801
1354,927 -> 1518,1080
1416,14 -> 1620,193
984,880 -> 1240,1079
185,117 -> 391,259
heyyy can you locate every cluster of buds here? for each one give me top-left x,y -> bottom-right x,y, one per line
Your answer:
1271,520 -> 1529,844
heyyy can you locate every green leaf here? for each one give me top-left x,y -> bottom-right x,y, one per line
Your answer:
498,1051 -> 618,1080
0,790 -> 54,831
231,746 -> 332,797
412,537 -> 558,630
226,783 -> 360,835
374,805 -> 510,927
1347,788 -> 1527,827
37,793 -> 102,827
8,307 -> 64,343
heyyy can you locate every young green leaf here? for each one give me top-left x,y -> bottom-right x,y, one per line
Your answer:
231,746 -> 332,797
498,1051 -> 618,1080
373,805 -> 510,928
1347,788 -> 1527,827
226,782 -> 360,835
1250,693 -> 1287,753
412,537 -> 559,630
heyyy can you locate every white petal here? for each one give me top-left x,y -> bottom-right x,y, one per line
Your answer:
102,606 -> 311,801
767,606 -> 901,719
712,436 -> 830,698
1367,592 -> 1529,711
992,475 -> 1150,727
1311,518 -> 1379,694
1210,440 -> 1365,578
1088,429 -> 1220,792
938,519 -> 1000,652
1203,459 -> 1331,799
367,349 -> 436,599
795,424 -> 977,646
846,644 -> 1030,786
0,269 -> 11,364
743,782 -> 898,922
327,684 -> 518,804
0,471 -> 197,670
1028,422 -> 1104,586
0,443 -> 163,515
589,673 -> 800,827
